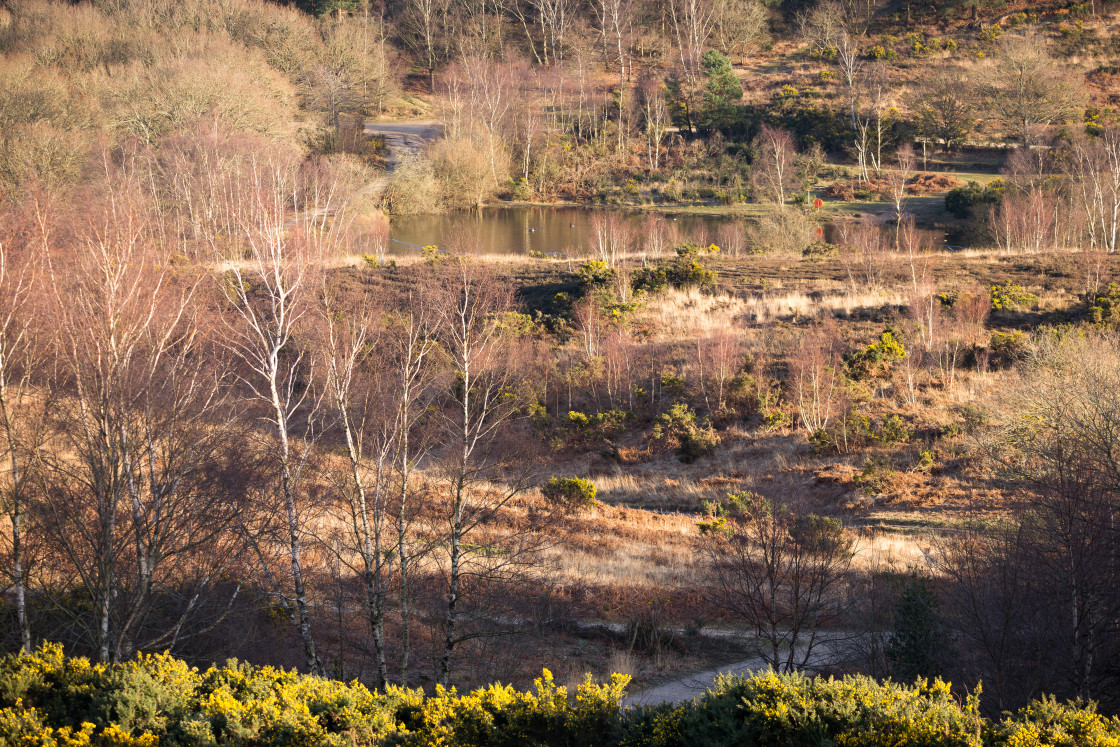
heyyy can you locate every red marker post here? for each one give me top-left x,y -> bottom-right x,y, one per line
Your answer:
813,197 -> 824,210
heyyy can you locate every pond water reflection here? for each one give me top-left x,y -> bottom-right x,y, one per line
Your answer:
388,206 -> 740,256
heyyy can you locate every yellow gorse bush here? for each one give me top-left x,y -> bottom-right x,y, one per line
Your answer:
2,645 -> 1120,746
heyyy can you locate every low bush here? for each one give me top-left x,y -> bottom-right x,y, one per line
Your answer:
4,646 -> 1120,746
541,476 -> 597,510
578,260 -> 617,292
989,282 -> 1038,311
651,403 -> 721,463
845,329 -> 908,379
988,330 -> 1028,368
1088,282 -> 1120,328
945,180 -> 1003,219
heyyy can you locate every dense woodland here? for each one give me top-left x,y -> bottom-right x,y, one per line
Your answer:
4,0 -> 1120,738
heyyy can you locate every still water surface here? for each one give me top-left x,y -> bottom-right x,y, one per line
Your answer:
388,206 -> 738,256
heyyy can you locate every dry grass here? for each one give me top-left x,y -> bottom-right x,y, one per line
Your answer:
632,286 -> 912,337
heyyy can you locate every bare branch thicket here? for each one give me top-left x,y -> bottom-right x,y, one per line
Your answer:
752,125 -> 798,209
667,0 -> 714,132
789,319 -> 846,438
0,195 -> 50,653
695,327 -> 744,418
1066,127 -> 1120,254
979,34 -> 1085,145
637,77 -> 671,172
44,154 -> 245,663
957,334 -> 1120,707
836,217 -> 892,293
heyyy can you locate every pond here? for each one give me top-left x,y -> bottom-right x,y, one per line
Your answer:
388,206 -> 744,257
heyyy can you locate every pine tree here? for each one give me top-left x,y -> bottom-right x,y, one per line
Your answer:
700,50 -> 743,133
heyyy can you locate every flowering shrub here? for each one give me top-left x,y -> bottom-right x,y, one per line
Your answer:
542,476 -> 598,510
4,646 -> 1120,746
844,329 -> 908,379
989,282 -> 1038,311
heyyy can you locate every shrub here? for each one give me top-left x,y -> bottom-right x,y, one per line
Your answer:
559,409 -> 632,444
577,260 -> 617,292
856,455 -> 896,495
430,136 -> 502,208
631,264 -> 669,295
1088,282 -> 1120,328
566,410 -> 592,430
993,696 -> 1120,746
384,154 -> 441,214
679,670 -> 983,747
845,329 -> 908,379
945,180 -> 1003,219
989,282 -> 1037,311
887,575 -> 953,682
666,245 -> 716,287
652,403 -> 721,463
747,210 -> 816,255
879,413 -> 912,444
541,476 -> 597,510
989,330 -> 1027,368
699,490 -> 769,524
4,646 -> 1120,747
659,374 -> 688,400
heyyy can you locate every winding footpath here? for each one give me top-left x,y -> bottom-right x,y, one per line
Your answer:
364,119 -> 444,194
623,632 -> 859,706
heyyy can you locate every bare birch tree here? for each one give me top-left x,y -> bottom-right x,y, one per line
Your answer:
216,153 -> 353,675
428,258 -> 542,686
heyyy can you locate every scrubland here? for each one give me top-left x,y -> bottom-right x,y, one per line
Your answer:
4,0 -> 1120,737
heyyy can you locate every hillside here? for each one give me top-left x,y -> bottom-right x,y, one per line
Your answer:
2,0 -> 1120,725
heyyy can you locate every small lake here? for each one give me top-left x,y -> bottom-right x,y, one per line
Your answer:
389,206 -> 741,256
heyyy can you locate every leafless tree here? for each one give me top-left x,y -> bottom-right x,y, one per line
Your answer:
712,0 -> 766,65
638,77 -> 671,171
835,31 -> 863,132
402,0 -> 443,90
696,327 -> 742,416
976,334 -> 1120,703
1067,127 -> 1120,254
215,153 -> 353,675
384,295 -> 442,684
573,297 -> 605,361
716,220 -> 747,257
933,288 -> 988,388
525,0 -> 572,66
642,211 -> 670,258
668,0 -> 715,131
588,212 -> 633,269
933,526 -> 1047,712
837,217 -> 892,293
797,0 -> 845,52
752,125 -> 797,208
979,34 -> 1085,144
989,188 -> 1058,255
913,67 -> 977,158
0,197 -> 48,653
898,214 -> 935,294
45,162 -> 243,663
888,144 -> 914,242
316,290 -> 396,686
427,258 -> 542,686
789,319 -> 845,436
704,496 -> 855,672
